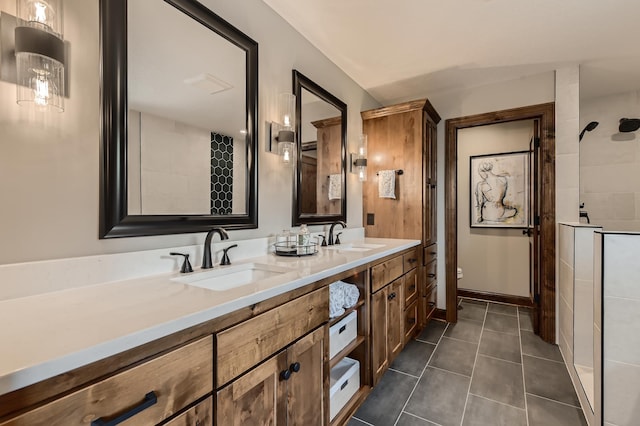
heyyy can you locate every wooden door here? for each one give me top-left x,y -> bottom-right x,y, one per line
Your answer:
371,288 -> 389,385
216,350 -> 287,426
286,326 -> 326,426
529,125 -> 542,334
387,277 -> 404,362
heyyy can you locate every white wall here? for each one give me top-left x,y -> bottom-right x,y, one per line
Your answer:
457,121 -> 533,298
580,89 -> 640,231
0,0 -> 379,265
427,71 -> 556,308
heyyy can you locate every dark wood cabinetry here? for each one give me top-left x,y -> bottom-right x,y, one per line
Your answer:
217,325 -> 326,426
362,99 -> 440,331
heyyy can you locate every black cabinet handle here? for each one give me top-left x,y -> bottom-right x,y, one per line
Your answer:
339,325 -> 347,334
427,273 -> 436,278
280,369 -> 292,381
340,380 -> 349,390
388,292 -> 396,300
290,362 -> 301,373
409,284 -> 416,291
407,318 -> 416,324
91,391 -> 157,426
407,258 -> 417,263
428,302 -> 436,307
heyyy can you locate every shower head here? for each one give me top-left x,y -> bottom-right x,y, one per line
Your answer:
619,118 -> 640,133
579,121 -> 599,141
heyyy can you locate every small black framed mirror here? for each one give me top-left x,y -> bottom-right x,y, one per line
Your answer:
292,70 -> 347,226
100,0 -> 258,238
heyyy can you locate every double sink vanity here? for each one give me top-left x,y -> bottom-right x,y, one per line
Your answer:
0,237 -> 436,425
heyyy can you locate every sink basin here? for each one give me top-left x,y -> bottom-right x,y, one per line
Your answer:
325,243 -> 385,252
172,263 -> 296,291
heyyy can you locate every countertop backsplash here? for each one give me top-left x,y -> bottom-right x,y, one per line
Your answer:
0,227 -> 365,301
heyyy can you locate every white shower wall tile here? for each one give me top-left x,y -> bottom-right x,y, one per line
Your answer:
603,359 -> 640,426
559,259 -> 575,307
604,234 -> 640,300
575,227 -> 598,281
559,224 -> 575,264
603,296 -> 640,366
574,279 -> 594,367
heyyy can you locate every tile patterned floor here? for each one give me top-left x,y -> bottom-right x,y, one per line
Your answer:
349,299 -> 587,426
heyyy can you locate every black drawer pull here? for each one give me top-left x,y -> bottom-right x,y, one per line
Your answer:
427,273 -> 436,278
407,258 -> 417,263
387,292 -> 396,300
409,284 -> 416,291
290,362 -> 301,373
341,379 -> 349,390
339,325 -> 347,334
91,391 -> 157,426
428,302 -> 436,307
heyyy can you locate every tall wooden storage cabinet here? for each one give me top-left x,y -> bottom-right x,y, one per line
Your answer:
361,99 -> 440,330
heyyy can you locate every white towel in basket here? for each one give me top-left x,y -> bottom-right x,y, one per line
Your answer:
329,281 -> 361,318
378,170 -> 396,199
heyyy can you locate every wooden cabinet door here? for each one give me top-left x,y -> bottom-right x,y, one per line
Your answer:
404,299 -> 419,344
286,326 -> 326,426
387,278 -> 404,362
216,350 -> 287,426
371,288 -> 389,385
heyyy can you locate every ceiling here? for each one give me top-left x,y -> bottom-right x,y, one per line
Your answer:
262,0 -> 640,104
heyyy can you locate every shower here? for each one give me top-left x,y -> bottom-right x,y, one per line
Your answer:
619,118 -> 640,133
579,121 -> 599,141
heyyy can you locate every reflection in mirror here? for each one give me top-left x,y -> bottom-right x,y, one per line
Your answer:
127,0 -> 246,216
100,0 -> 258,238
293,70 -> 347,226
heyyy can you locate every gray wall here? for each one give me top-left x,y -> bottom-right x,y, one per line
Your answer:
0,0 -> 379,264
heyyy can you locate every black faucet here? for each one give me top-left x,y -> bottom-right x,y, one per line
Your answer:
327,221 -> 346,245
202,227 -> 229,269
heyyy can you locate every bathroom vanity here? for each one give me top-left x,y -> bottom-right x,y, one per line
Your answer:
0,238 -> 423,425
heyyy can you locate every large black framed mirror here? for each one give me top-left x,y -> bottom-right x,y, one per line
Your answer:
100,0 -> 258,238
292,70 -> 347,226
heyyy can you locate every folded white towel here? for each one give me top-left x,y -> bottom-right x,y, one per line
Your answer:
329,280 -> 361,318
378,170 -> 396,199
328,174 -> 341,200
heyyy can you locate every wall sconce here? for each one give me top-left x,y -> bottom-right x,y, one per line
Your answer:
0,0 -> 66,111
350,134 -> 368,181
269,93 -> 296,165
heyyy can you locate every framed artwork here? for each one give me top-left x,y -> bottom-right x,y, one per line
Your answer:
470,151 -> 529,228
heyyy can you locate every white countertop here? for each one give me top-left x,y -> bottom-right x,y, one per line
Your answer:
0,238 -> 419,395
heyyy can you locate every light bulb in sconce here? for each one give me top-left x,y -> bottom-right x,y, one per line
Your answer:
351,134 -> 368,181
278,141 -> 294,165
13,0 -> 66,111
269,92 -> 296,165
19,0 -> 62,35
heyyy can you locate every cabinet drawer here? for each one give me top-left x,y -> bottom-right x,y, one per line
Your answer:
216,287 -> 329,387
425,260 -> 437,285
1,337 -> 213,426
423,243 -> 437,266
371,255 -> 404,293
403,247 -> 421,273
403,268 -> 418,307
165,397 -> 213,426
